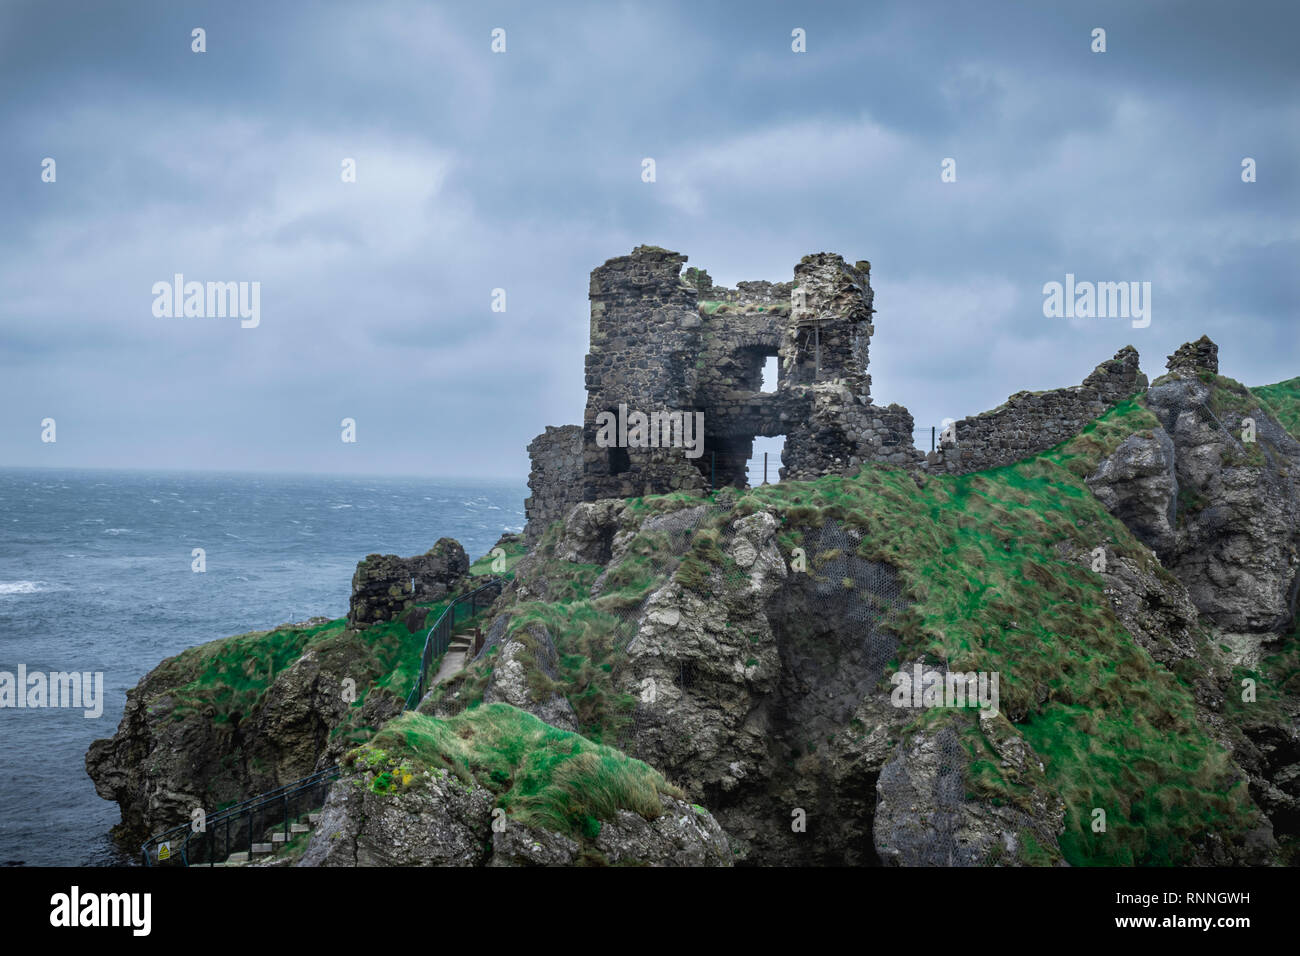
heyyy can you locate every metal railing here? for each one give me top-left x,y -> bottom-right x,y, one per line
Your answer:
141,765 -> 341,867
404,577 -> 504,710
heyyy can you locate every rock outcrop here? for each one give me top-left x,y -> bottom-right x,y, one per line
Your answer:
1092,340 -> 1300,635
300,770 -> 731,867
614,509 -> 1066,865
474,617 -> 579,733
1085,337 -> 1300,854
874,713 -> 1066,867
347,537 -> 469,628
86,621 -> 408,842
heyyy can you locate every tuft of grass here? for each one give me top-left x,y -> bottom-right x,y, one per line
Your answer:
346,703 -> 682,837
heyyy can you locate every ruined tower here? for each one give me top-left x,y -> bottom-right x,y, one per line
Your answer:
522,246 -> 1147,541
523,246 -> 920,540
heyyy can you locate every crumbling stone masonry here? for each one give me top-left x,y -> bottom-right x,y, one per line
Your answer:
575,246 -> 920,508
925,346 -> 1148,475
524,425 -> 583,544
523,245 -> 1148,539
347,538 -> 469,629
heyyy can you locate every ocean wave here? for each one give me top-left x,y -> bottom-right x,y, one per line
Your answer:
0,581 -> 45,595
103,528 -> 132,535
331,504 -> 353,509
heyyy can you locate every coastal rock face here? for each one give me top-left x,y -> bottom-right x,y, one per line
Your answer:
1084,339 -> 1300,852
299,771 -> 494,867
347,538 -> 469,628
86,632 -> 403,842
489,797 -> 732,867
554,500 -> 627,566
1086,429 -> 1180,555
1059,542 -> 1200,670
617,510 -> 1068,865
298,771 -> 732,867
478,618 -> 579,733
873,717 -> 1066,867
1092,342 -> 1300,634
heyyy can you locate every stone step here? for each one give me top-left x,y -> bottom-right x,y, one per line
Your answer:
251,842 -> 273,855
271,832 -> 288,843
225,851 -> 250,864
308,813 -> 322,825
290,823 -> 311,834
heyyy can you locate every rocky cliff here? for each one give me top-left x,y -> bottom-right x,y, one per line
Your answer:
89,337 -> 1299,867
85,542 -> 474,844
428,337 -> 1296,866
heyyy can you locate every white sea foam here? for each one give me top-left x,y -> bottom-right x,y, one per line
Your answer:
0,581 -> 44,595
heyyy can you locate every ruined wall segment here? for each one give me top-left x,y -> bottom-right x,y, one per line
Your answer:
926,346 -> 1147,475
781,255 -> 924,478
581,246 -> 710,500
694,301 -> 793,487
523,425 -> 583,544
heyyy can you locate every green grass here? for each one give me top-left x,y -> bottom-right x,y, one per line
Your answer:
345,703 -> 683,837
1253,375 -> 1300,440
469,535 -> 528,579
149,593 -> 468,751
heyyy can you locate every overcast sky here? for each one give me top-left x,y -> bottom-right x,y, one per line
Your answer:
2,0 -> 1296,480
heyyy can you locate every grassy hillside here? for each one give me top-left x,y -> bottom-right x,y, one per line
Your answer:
346,703 -> 683,838
155,609 -> 437,724
1253,376 -> 1300,439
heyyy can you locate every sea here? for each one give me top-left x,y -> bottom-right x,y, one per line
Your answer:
0,467 -> 526,867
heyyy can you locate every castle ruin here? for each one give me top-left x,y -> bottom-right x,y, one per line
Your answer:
524,246 -> 1147,541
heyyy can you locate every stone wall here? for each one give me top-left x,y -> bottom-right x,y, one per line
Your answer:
347,538 -> 469,629
581,246 -> 710,501
924,346 -> 1147,475
523,425 -> 583,543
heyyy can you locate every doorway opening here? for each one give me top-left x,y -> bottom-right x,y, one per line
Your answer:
747,435 -> 786,486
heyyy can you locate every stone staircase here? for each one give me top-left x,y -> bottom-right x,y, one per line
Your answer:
217,812 -> 323,866
429,629 -> 476,689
